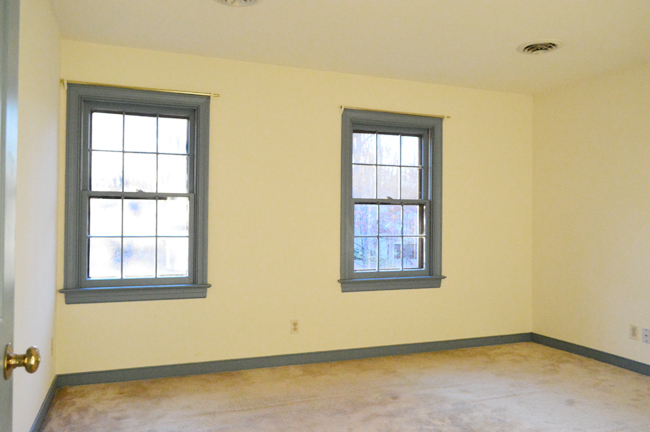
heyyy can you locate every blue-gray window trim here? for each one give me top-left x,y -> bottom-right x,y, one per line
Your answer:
339,109 -> 445,292
60,84 -> 211,304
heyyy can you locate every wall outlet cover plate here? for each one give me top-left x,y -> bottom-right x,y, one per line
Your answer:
642,328 -> 650,344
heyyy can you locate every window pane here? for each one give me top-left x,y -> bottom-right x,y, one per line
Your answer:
403,205 -> 425,235
158,197 -> 190,236
124,114 -> 157,153
124,153 -> 156,192
377,134 -> 400,165
352,133 -> 376,164
401,167 -> 421,200
352,165 -> 376,198
403,237 -> 425,269
354,237 -> 377,271
157,237 -> 189,277
123,199 -> 156,237
379,205 -> 402,236
88,238 -> 121,279
354,204 -> 378,236
377,166 -> 399,199
158,155 -> 188,193
158,117 -> 188,154
401,136 -> 420,166
91,151 -> 123,192
91,112 -> 123,151
379,237 -> 402,271
89,198 -> 122,236
123,238 -> 155,278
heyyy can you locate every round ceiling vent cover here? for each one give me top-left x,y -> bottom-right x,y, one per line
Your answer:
517,40 -> 563,55
215,0 -> 259,6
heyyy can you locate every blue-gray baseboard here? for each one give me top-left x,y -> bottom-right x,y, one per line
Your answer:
56,333 -> 531,387
30,377 -> 57,432
31,332 -> 650,431
531,333 -> 650,377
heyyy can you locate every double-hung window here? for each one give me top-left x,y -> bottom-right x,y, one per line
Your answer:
339,109 -> 444,292
61,84 -> 210,304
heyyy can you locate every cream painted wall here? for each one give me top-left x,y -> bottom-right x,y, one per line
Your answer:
55,41 -> 533,374
14,0 -> 61,430
533,63 -> 650,365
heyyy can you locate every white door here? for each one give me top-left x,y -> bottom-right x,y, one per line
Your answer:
0,0 -> 20,430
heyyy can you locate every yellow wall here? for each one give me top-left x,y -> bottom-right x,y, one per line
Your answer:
14,0 -> 61,430
533,63 -> 650,365
55,41 -> 533,374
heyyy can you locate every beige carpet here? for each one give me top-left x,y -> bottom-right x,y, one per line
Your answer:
41,343 -> 650,431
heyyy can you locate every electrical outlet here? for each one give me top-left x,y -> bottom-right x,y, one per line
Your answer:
643,328 -> 650,344
290,320 -> 299,334
630,325 -> 640,340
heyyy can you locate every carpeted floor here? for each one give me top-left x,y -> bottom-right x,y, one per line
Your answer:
41,342 -> 650,431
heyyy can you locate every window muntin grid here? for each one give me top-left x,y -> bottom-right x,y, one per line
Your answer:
90,112 -> 189,194
86,111 -> 192,282
353,203 -> 426,272
351,132 -> 427,273
87,197 -> 190,279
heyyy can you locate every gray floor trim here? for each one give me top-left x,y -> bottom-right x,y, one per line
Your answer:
532,333 -> 650,377
30,377 -> 57,432
57,333 -> 532,387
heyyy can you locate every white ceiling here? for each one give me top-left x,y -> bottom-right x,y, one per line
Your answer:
50,0 -> 650,94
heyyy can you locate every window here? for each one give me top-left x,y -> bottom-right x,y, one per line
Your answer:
60,84 -> 210,304
339,109 -> 444,292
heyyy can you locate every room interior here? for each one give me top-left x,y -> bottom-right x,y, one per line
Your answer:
9,0 -> 650,430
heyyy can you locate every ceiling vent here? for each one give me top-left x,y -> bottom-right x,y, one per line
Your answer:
215,0 -> 259,6
517,40 -> 563,55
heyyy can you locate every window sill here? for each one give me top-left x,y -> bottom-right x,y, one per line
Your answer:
59,284 -> 211,304
339,276 -> 445,292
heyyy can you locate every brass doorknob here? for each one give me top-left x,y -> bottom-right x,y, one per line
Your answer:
4,344 -> 40,380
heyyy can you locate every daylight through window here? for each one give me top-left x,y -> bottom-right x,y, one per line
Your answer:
352,132 -> 426,272
88,112 -> 191,280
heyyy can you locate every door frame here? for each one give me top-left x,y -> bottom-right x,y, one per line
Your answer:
0,0 -> 20,430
